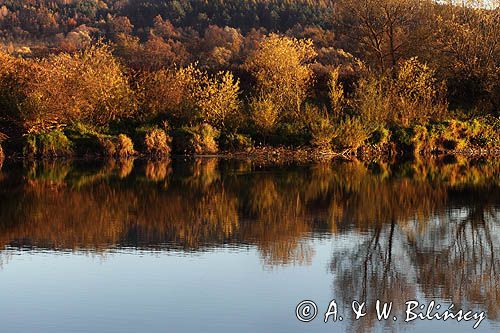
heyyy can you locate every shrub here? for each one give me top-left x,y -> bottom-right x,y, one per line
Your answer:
328,67 -> 345,119
244,34 -> 316,119
353,58 -> 447,129
393,58 -> 447,126
369,128 -> 390,145
250,95 -> 279,134
333,116 -> 368,150
138,65 -> 241,129
173,123 -> 219,154
144,127 -> 172,157
23,130 -> 73,157
0,45 -> 136,134
306,105 -> 335,148
219,133 -> 254,151
98,134 -> 136,157
196,71 -> 241,129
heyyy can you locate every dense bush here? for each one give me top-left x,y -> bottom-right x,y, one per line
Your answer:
244,34 -> 316,121
98,134 -> 136,158
0,45 -> 136,134
23,130 -> 73,158
306,105 -> 335,148
173,123 -> 220,154
144,127 -> 172,157
333,117 -> 369,150
353,58 -> 447,130
138,65 -> 241,129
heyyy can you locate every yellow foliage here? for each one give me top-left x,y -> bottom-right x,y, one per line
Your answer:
249,95 -> 279,133
328,67 -> 345,118
0,45 -> 136,134
139,64 -> 241,128
244,34 -> 316,119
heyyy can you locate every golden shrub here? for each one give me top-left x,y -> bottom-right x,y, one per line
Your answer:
99,134 -> 136,158
353,58 -> 447,129
244,34 -> 316,119
195,71 -> 241,129
328,67 -> 345,119
0,45 -> 136,134
139,65 -> 241,128
144,128 -> 172,157
249,95 -> 279,134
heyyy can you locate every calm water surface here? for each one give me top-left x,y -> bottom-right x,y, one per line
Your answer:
0,157 -> 499,332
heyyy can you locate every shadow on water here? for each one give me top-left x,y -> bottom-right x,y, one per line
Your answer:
0,156 -> 499,329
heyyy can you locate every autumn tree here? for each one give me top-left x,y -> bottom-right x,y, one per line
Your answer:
0,45 -> 136,134
335,0 -> 434,71
139,65 -> 241,129
244,34 -> 316,122
432,4 -> 499,112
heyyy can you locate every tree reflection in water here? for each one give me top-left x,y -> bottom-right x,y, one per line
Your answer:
0,156 -> 498,328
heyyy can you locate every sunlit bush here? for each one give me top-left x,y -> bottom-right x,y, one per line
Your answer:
23,130 -> 73,157
98,134 -> 136,158
305,105 -> 335,148
333,116 -> 369,150
138,65 -> 241,129
244,34 -> 316,120
173,123 -> 219,154
353,58 -> 447,129
144,127 -> 172,157
0,45 -> 136,134
249,95 -> 279,134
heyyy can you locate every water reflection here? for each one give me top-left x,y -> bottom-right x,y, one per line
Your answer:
0,156 -> 499,329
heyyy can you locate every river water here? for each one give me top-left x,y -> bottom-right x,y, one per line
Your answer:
0,157 -> 498,332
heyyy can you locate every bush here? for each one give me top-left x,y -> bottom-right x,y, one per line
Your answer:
333,116 -> 368,150
353,58 -> 447,129
369,128 -> 390,145
0,45 -> 136,134
138,65 -> 241,129
173,123 -> 219,154
98,134 -> 136,158
23,130 -> 73,157
250,95 -> 279,134
306,106 -> 335,148
244,34 -> 316,119
144,127 -> 172,157
219,133 -> 254,151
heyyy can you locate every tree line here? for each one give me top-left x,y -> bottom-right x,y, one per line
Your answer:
0,0 -> 498,157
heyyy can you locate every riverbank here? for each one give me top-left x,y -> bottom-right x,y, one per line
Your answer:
0,116 -> 499,166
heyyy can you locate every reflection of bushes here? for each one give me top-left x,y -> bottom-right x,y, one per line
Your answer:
0,157 -> 498,267
145,160 -> 172,182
